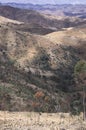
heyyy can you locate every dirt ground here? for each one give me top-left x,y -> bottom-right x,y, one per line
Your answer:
0,111 -> 86,130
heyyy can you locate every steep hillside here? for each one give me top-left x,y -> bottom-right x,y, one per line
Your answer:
0,15 -> 86,113
0,3 -> 86,113
0,21 -> 67,112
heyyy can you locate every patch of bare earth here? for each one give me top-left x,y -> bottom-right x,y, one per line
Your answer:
0,111 -> 86,130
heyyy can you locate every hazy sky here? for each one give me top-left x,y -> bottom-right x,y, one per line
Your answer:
0,0 -> 86,4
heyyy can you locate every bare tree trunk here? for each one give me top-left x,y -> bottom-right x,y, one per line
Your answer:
83,86 -> 86,121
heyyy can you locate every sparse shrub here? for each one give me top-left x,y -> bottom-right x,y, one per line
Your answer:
70,100 -> 81,115
33,48 -> 50,70
8,59 -> 16,65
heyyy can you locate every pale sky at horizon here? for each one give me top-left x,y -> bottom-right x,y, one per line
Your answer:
0,0 -> 86,4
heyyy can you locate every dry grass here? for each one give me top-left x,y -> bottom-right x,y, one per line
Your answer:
0,111 -> 86,130
45,27 -> 86,46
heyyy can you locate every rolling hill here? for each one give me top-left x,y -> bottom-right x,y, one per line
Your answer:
0,5 -> 86,34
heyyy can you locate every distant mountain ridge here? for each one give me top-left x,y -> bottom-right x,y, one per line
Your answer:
0,3 -> 86,18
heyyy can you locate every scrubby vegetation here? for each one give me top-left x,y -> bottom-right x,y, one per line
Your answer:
0,4 -> 86,119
